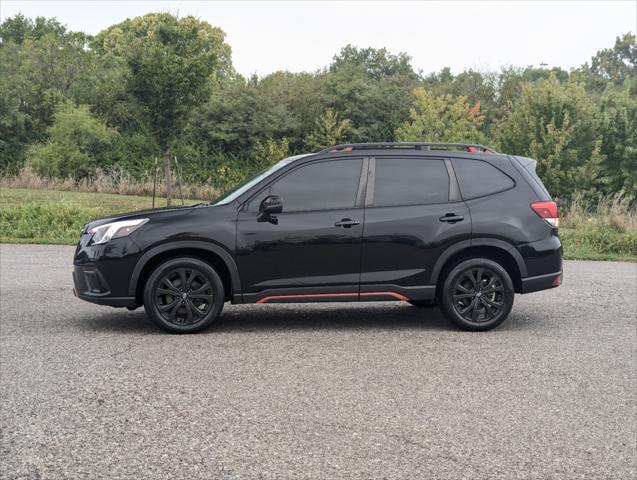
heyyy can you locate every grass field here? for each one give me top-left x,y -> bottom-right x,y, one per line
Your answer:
1,187 -> 635,261
0,188 -> 199,244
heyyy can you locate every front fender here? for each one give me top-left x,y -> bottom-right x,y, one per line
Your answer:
128,240 -> 241,297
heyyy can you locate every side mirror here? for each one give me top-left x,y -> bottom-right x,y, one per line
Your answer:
257,195 -> 283,223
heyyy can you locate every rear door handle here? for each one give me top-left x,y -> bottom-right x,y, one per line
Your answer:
335,218 -> 360,228
439,214 -> 464,223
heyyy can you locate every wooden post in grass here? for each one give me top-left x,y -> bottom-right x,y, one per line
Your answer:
174,156 -> 184,206
152,157 -> 158,209
163,147 -> 172,206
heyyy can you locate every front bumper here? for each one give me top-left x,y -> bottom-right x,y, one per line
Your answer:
73,235 -> 142,308
72,267 -> 137,307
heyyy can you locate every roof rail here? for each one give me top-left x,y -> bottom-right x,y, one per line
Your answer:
319,142 -> 497,154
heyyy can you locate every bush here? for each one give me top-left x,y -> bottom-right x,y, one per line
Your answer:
27,102 -> 119,179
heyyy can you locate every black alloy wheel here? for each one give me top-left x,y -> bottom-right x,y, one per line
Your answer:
439,258 -> 514,331
144,257 -> 224,333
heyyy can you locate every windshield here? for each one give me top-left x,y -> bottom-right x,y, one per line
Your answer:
212,154 -> 312,206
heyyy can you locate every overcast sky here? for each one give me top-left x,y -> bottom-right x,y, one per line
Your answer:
1,1 -> 635,76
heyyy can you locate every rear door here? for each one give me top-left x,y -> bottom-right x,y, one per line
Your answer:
359,156 -> 471,298
236,157 -> 367,301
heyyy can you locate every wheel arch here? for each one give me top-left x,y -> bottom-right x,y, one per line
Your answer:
129,241 -> 241,304
431,239 -> 526,293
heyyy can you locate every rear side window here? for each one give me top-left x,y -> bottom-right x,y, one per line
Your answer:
452,159 -> 514,199
373,158 -> 449,206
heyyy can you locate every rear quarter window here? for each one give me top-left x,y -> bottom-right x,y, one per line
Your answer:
451,158 -> 515,199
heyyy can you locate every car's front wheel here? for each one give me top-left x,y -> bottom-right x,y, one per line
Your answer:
143,257 -> 224,333
439,258 -> 514,331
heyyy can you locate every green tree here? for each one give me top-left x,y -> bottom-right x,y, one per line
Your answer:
598,85 -> 637,195
591,33 -> 636,85
330,44 -> 418,80
0,14 -> 66,44
27,102 -> 119,179
0,15 -> 96,170
573,32 -> 636,94
304,109 -> 351,150
395,87 -> 485,143
323,46 -> 420,142
94,13 -> 232,204
496,75 -> 605,198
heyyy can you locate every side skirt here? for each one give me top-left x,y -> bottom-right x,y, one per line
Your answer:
238,284 -> 436,304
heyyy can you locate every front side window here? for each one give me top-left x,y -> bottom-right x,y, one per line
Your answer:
247,159 -> 363,212
452,159 -> 514,199
373,157 -> 450,206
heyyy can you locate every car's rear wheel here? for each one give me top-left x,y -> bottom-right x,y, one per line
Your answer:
143,257 -> 224,333
439,258 -> 514,331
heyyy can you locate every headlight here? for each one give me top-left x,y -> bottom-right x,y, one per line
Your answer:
89,218 -> 149,245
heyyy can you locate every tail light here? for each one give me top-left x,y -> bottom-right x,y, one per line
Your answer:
531,200 -> 559,227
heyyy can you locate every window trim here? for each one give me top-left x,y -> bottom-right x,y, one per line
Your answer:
365,155 -> 454,208
240,157 -> 368,214
450,157 -> 517,201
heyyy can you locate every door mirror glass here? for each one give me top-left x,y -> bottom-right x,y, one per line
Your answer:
257,195 -> 283,223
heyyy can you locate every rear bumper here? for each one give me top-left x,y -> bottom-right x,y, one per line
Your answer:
518,233 -> 563,293
520,270 -> 562,294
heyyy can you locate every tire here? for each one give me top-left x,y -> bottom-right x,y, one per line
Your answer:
408,299 -> 437,308
143,257 -> 225,333
439,258 -> 514,331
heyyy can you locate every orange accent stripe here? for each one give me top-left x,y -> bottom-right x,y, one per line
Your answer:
256,291 -> 410,304
256,293 -> 357,304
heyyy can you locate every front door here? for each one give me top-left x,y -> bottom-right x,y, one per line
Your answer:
236,157 -> 366,303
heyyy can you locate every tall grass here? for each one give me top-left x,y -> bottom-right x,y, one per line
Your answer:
558,193 -> 636,261
0,167 -> 222,200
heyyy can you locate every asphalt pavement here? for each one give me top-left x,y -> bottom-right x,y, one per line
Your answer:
1,244 -> 635,479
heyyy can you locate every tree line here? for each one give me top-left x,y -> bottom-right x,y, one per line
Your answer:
0,12 -> 635,202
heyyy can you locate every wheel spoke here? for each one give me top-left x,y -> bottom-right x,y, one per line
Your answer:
157,288 -> 177,296
163,278 -> 180,293
482,285 -> 504,294
459,298 -> 476,316
158,298 -> 180,311
187,299 -> 204,318
471,299 -> 480,321
453,293 -> 474,300
482,298 -> 495,317
189,293 -> 213,302
185,270 -> 196,290
456,284 -> 472,294
483,297 -> 503,308
184,299 -> 194,323
191,282 -> 210,294
168,300 -> 182,321
177,268 -> 187,289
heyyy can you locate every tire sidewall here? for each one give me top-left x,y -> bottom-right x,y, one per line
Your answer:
440,258 -> 514,331
143,257 -> 225,334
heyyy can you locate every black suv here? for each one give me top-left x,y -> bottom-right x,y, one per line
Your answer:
73,143 -> 562,333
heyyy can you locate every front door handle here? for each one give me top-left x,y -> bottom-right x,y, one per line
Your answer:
334,218 -> 360,228
439,214 -> 464,223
